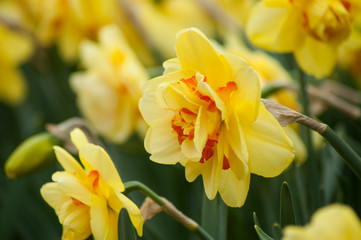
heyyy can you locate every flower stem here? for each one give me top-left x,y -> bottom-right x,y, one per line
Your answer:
123,181 -> 214,240
297,69 -> 320,212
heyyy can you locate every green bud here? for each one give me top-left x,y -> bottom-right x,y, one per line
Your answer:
5,132 -> 59,179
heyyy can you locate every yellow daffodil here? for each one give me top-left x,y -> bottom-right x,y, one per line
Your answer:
216,0 -> 257,27
71,25 -> 148,144
131,0 -> 215,59
225,33 -> 306,164
139,28 -> 294,207
14,0 -> 121,61
283,204 -> 361,240
0,21 -> 32,105
40,128 -> 143,239
246,0 -> 361,78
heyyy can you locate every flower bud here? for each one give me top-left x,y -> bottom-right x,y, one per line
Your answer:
5,132 -> 59,178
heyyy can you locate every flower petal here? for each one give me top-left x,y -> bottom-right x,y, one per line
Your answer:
218,168 -> 250,208
224,54 -> 261,123
139,71 -> 187,125
246,2 -> 304,52
294,36 -> 337,78
70,128 -> 89,150
53,146 -> 86,177
114,191 -> 143,236
243,103 -> 294,177
40,182 -> 69,212
78,144 -> 124,192
90,195 -> 109,240
163,58 -> 181,74
52,171 -> 93,206
176,28 -> 231,89
145,116 -> 187,164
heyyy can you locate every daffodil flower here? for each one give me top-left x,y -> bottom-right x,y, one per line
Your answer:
40,128 -> 143,239
139,28 -> 294,207
283,204 -> 361,240
246,0 -> 361,78
71,24 -> 147,143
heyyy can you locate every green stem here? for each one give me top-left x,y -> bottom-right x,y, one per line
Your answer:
321,127 -> 361,180
297,69 -> 319,212
123,181 -> 214,240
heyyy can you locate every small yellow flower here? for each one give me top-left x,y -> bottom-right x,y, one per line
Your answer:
139,28 -> 294,207
0,21 -> 33,105
246,0 -> 361,78
40,128 -> 143,239
283,204 -> 361,240
71,24 -> 148,143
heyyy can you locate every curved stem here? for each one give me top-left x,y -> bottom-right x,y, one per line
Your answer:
123,181 -> 214,240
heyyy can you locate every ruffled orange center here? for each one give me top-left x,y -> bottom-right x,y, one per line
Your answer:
171,75 -> 237,170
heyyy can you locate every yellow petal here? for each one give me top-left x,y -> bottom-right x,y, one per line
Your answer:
194,106 -> 208,153
176,28 -> 231,89
70,128 -> 89,150
115,191 -> 143,236
139,71 -> 187,125
90,195 -> 109,240
145,116 -> 187,164
283,204 -> 361,240
63,205 -> 91,235
40,182 -> 69,211
246,2 -> 304,52
224,54 -> 261,123
53,146 -> 86,177
243,103 -> 294,177
294,36 -> 337,78
263,0 -> 292,8
52,171 -> 93,206
163,58 -> 181,74
181,139 -> 202,161
218,168 -> 250,208
78,144 -> 124,192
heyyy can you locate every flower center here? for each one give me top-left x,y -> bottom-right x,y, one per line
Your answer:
171,75 -> 237,167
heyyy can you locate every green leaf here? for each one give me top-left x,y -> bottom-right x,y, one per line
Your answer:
280,182 -> 296,228
119,209 -> 137,240
201,194 -> 228,240
253,212 -> 274,240
254,225 -> 274,240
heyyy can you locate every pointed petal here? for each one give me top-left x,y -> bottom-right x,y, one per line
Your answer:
176,28 -> 231,89
243,103 -> 294,177
53,146 -> 86,177
52,171 -> 93,206
63,205 -> 91,235
70,128 -> 89,150
115,191 -> 143,236
294,36 -> 337,78
78,144 -> 124,192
